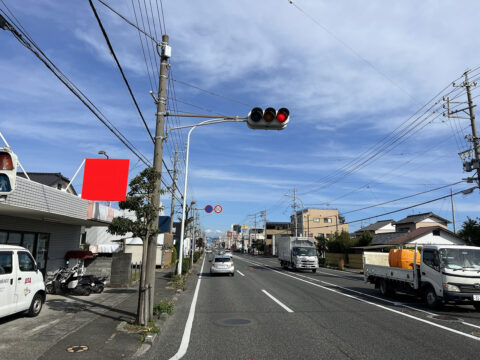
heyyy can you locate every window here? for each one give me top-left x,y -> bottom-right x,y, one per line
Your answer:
0,252 -> 12,274
18,251 -> 35,272
317,233 -> 324,238
313,218 -> 320,222
422,249 -> 440,271
324,218 -> 332,223
433,229 -> 440,236
7,232 -> 21,245
57,183 -> 62,190
0,232 -> 6,244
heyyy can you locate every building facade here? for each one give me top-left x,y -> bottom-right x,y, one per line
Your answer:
292,208 -> 349,239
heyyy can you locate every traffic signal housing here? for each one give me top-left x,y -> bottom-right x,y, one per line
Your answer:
247,107 -> 290,130
0,148 -> 18,195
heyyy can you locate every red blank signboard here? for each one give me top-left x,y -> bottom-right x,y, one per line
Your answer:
81,159 -> 130,201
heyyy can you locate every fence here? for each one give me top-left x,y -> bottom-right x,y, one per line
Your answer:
325,253 -> 363,269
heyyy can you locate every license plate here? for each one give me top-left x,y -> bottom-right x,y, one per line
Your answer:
473,295 -> 480,301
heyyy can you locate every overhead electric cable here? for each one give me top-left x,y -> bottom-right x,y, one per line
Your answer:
97,0 -> 158,42
89,0 -> 154,143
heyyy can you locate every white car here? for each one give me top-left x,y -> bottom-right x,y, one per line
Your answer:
210,255 -> 235,276
0,245 -> 46,318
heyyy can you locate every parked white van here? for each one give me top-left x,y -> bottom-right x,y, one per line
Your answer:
0,245 -> 46,318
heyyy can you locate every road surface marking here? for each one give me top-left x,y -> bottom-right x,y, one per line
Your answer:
235,256 -> 480,342
250,258 -> 480,332
236,270 -> 245,276
261,290 -> 294,313
169,256 -> 206,360
28,319 -> 61,334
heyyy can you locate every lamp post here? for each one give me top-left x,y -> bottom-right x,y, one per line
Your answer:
165,116 -> 247,275
98,150 -> 109,159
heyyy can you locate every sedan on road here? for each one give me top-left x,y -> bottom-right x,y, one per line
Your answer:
210,255 -> 234,276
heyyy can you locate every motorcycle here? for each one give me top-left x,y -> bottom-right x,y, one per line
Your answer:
45,264 -> 95,295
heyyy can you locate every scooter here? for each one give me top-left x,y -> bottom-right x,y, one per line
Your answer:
45,264 -> 95,295
82,275 -> 107,293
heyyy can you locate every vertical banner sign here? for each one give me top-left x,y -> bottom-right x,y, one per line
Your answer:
81,159 -> 130,201
227,231 -> 232,238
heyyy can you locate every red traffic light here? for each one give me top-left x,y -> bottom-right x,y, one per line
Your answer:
0,152 -> 13,170
276,108 -> 289,123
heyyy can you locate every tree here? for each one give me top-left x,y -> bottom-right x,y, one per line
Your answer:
327,230 -> 354,253
458,217 -> 480,246
315,235 -> 327,258
196,237 -> 204,250
356,231 -> 374,247
107,167 -> 162,325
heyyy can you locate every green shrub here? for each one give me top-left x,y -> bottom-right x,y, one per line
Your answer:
182,258 -> 191,274
193,251 -> 201,263
154,300 -> 175,315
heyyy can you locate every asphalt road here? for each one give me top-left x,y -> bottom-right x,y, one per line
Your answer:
145,253 -> 480,360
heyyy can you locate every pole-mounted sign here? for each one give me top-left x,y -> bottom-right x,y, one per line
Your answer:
204,205 -> 213,213
214,205 -> 223,213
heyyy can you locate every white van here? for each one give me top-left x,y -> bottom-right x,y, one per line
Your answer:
0,245 -> 46,318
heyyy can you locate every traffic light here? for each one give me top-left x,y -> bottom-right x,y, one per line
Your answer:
0,148 -> 18,195
247,107 -> 290,130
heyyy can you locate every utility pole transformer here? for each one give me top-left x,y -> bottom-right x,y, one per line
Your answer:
145,34 -> 170,322
445,71 -> 480,189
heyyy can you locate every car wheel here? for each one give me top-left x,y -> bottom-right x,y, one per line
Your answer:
379,279 -> 393,296
27,293 -> 43,317
424,286 -> 441,309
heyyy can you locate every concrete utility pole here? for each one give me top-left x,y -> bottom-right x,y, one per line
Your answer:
261,210 -> 266,253
169,148 -> 179,234
293,188 -> 298,237
446,71 -> 480,189
145,34 -> 170,322
451,188 -> 457,233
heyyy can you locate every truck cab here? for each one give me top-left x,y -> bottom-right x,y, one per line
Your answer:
426,245 -> 480,309
0,245 -> 46,318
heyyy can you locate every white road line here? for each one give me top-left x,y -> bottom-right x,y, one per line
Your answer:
169,256 -> 206,360
261,289 -> 294,313
236,270 -> 245,276
235,256 -> 480,341
249,258 -> 480,331
28,319 -> 61,334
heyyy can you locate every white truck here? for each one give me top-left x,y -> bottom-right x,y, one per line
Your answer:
364,244 -> 480,310
278,236 -> 318,272
0,245 -> 46,318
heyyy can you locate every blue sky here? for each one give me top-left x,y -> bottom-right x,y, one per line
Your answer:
1,0 -> 480,237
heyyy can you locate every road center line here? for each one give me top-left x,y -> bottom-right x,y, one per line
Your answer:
235,256 -> 480,342
236,270 -> 245,276
261,290 -> 294,313
169,255 -> 206,360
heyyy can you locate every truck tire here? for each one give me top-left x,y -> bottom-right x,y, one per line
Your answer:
379,279 -> 393,296
27,293 -> 43,317
312,269 -> 317,273
424,286 -> 441,309
473,303 -> 480,311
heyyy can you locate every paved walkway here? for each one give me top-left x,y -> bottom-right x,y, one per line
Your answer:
0,266 -> 179,360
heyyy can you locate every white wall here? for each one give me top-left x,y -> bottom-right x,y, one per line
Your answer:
408,231 -> 464,246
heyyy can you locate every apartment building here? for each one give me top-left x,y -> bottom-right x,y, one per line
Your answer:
292,208 -> 348,239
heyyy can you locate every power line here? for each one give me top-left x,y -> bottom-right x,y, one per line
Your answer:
0,10 -> 152,167
305,187 -> 476,231
171,78 -> 253,108
97,0 -> 158,42
89,0 -> 154,143
340,181 -> 464,215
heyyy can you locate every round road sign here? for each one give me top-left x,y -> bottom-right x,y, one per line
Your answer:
205,205 -> 213,213
214,205 -> 223,214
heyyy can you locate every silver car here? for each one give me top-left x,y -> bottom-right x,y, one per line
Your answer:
210,255 -> 234,276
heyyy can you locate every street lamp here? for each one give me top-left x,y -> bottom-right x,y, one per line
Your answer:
165,116 -> 247,275
98,150 -> 109,159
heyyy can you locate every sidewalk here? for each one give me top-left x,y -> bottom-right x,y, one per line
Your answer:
0,265 -> 181,360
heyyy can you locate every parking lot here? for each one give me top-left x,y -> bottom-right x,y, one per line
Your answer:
0,288 -> 136,360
